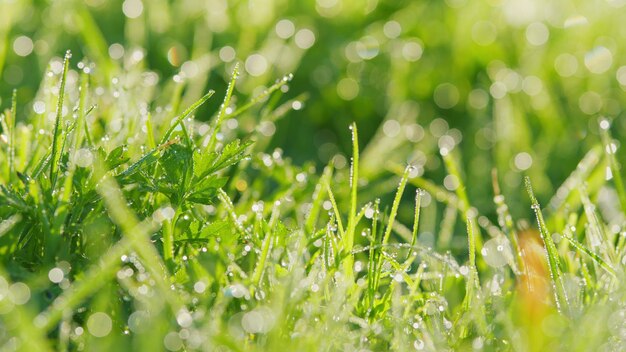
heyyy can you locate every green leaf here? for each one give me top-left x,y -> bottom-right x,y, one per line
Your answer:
194,139 -> 252,180
105,145 -> 130,170
198,220 -> 231,239
186,176 -> 228,204
159,143 -> 193,186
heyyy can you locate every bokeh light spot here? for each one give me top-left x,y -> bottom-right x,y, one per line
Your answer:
13,36 -> 34,57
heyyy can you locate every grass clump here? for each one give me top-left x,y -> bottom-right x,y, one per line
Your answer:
2,1 -> 626,350
1,51 -> 626,352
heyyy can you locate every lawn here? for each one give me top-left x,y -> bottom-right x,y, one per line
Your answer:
1,0 -> 626,351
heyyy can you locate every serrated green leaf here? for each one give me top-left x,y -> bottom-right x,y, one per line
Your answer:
159,143 -> 193,185
186,176 -> 227,204
194,139 -> 252,181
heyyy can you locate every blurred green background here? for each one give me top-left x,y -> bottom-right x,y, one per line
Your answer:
1,0 -> 626,218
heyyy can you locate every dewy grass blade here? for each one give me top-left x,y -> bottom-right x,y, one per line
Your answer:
492,169 -> 524,274
342,123 -> 359,281
49,107 -> 91,257
460,216 -> 488,337
369,166 -> 411,302
599,117 -> 626,214
381,166 -> 410,246
562,233 -> 617,278
146,112 -> 156,150
7,89 -> 16,181
305,164 -> 333,233
160,90 -> 215,144
401,190 -> 423,263
251,221 -> 273,289
367,199 -> 380,310
229,72 -> 293,119
162,208 -> 178,266
441,148 -> 483,249
205,63 -> 239,152
577,182 -> 617,265
463,216 -> 478,313
347,123 -> 359,234
71,70 -> 89,151
217,188 -> 250,238
525,176 -> 570,315
116,137 -> 179,179
389,163 -> 465,212
49,50 -> 71,188
548,146 -> 602,212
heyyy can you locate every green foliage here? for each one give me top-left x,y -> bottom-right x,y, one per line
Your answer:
1,1 -> 626,351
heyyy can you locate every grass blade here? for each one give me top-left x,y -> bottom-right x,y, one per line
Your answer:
599,117 -> 626,214
49,50 -> 71,188
525,176 -> 570,315
563,233 -> 616,278
7,89 -> 16,181
411,189 -> 423,248
441,148 -> 482,249
342,123 -> 360,280
305,164 -> 333,233
381,165 -> 411,246
229,73 -> 293,119
205,64 -> 239,152
160,90 -> 215,144
72,70 -> 89,151
492,169 -> 524,274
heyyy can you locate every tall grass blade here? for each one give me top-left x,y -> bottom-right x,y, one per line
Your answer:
7,89 -> 16,181
160,90 -> 215,144
206,64 -> 239,152
49,50 -> 71,188
599,117 -> 626,214
229,73 -> 293,119
525,176 -> 570,315
342,123 -> 360,280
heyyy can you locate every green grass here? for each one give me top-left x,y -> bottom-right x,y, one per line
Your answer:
1,51 -> 626,350
2,1 -> 626,351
